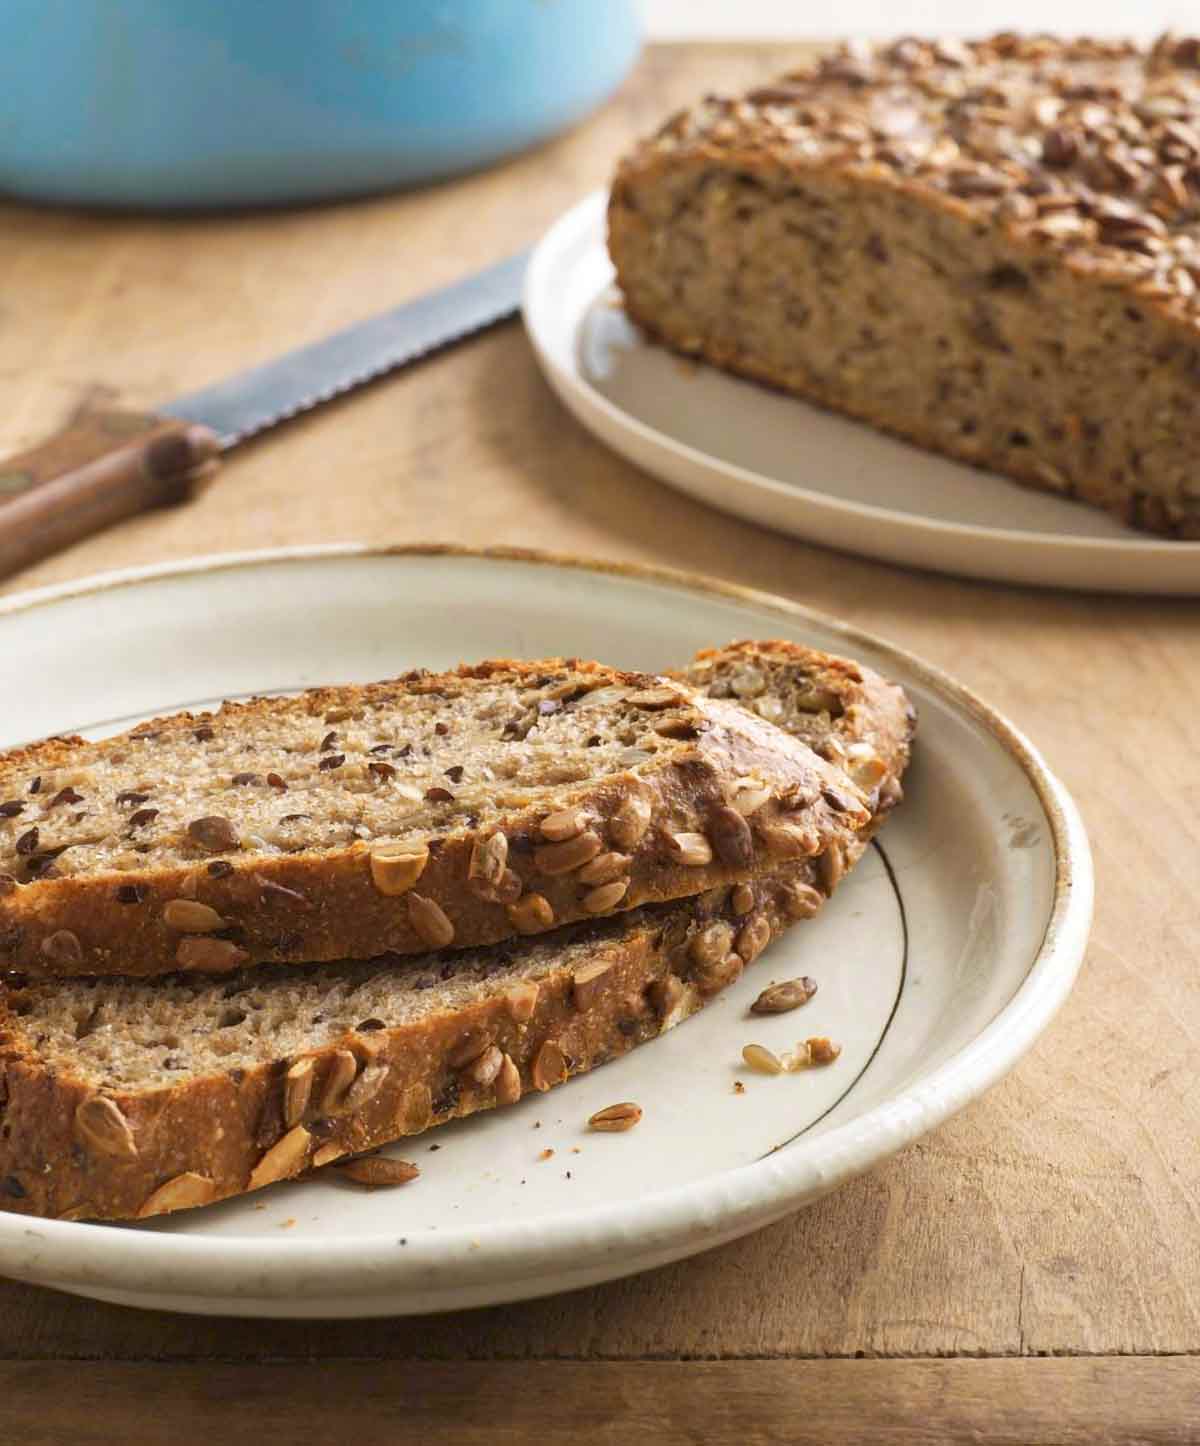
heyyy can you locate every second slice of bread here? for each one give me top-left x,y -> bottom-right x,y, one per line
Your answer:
0,873 -> 818,1222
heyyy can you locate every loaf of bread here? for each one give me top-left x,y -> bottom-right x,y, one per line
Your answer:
0,658 -> 873,979
0,640 -> 914,1221
608,34 -> 1200,537
0,875 -> 810,1222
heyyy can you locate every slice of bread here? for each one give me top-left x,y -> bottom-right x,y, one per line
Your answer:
0,874 -> 812,1222
0,658 -> 872,979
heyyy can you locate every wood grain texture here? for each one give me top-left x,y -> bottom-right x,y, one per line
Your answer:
0,43 -> 1197,1381
1,1359 -> 1198,1445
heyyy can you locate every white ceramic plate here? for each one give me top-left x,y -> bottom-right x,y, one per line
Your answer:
523,191 -> 1200,595
0,545 -> 1091,1318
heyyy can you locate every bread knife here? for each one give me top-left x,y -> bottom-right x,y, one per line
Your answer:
0,248 -> 529,579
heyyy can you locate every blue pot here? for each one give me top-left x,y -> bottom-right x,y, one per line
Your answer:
0,0 -> 641,208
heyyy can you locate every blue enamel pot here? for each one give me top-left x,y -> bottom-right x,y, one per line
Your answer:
0,0 -> 642,208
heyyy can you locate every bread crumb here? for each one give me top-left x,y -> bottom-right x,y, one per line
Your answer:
280,1218 -> 296,1230
538,1148 -> 554,1161
733,1080 -> 746,1094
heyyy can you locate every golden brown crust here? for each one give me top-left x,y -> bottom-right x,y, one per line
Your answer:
0,657 -> 871,979
0,874 -> 812,1221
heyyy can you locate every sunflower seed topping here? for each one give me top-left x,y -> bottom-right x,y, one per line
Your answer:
577,851 -> 630,886
163,899 -> 226,933
735,914 -> 772,964
248,1124 -> 312,1190
582,879 -> 629,914
751,977 -> 819,1014
176,937 -> 249,972
344,1062 -> 389,1112
369,843 -> 429,897
572,959 -> 613,1011
532,1040 -> 568,1092
284,1058 -> 315,1127
320,1049 -> 359,1113
495,1053 -> 522,1105
588,1101 -> 643,1132
507,892 -> 555,934
329,1156 -> 420,1188
782,882 -> 824,919
742,1043 -> 785,1075
539,808 -> 586,842
534,830 -> 602,875
668,831 -> 713,867
709,806 -> 754,868
468,831 -> 509,891
610,793 -> 652,849
74,1096 -> 138,1159
137,1172 -> 217,1218
731,883 -> 756,916
505,981 -> 540,1022
407,893 -> 454,948
464,1045 -> 504,1087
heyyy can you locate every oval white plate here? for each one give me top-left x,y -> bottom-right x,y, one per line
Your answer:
0,545 -> 1091,1318
523,191 -> 1200,595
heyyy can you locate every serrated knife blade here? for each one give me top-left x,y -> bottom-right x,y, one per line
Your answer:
162,248 -> 530,447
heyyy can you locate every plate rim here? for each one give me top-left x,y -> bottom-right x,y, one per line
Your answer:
523,189 -> 1200,574
0,543 -> 1093,1305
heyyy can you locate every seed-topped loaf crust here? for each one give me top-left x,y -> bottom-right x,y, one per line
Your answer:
0,657 -> 874,980
678,638 -> 915,900
609,33 -> 1200,537
675,638 -> 914,824
0,871 -> 839,1222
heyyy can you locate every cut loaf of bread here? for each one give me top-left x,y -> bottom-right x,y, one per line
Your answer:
609,34 -> 1200,537
0,639 -> 914,1222
0,658 -> 873,979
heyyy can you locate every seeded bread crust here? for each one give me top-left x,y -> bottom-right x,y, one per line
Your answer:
0,658 -> 873,980
609,34 -> 1200,538
0,872 -> 829,1222
676,638 -> 915,824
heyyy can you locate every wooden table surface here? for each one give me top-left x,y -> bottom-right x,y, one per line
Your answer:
1,43 -> 1198,1445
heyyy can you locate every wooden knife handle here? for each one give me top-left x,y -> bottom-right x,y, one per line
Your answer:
0,408 -> 222,580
